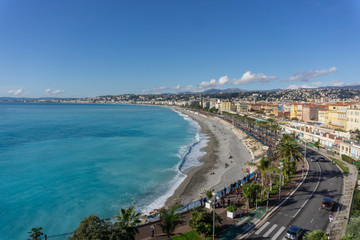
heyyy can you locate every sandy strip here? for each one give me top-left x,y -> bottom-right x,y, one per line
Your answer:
165,108 -> 265,206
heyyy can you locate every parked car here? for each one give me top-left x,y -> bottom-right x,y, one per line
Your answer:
321,198 -> 336,211
310,156 -> 317,162
285,225 -> 304,239
318,156 -> 325,162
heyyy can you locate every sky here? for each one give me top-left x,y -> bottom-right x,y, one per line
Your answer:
0,0 -> 359,98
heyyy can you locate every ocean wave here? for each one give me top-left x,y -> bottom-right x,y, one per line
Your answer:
139,168 -> 186,214
138,108 -> 209,214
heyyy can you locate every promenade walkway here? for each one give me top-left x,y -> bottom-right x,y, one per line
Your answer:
135,162 -> 307,240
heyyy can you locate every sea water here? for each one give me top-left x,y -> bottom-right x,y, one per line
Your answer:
0,103 -> 207,240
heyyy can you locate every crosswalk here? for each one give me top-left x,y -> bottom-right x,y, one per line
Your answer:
251,221 -> 287,240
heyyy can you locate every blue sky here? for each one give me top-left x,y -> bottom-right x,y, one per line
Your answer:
0,0 -> 359,98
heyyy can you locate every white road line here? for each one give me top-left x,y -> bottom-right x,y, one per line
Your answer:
236,216 -> 249,226
292,161 -> 322,218
271,226 -> 286,240
310,218 -> 314,223
255,221 -> 270,235
263,224 -> 278,237
242,219 -> 257,231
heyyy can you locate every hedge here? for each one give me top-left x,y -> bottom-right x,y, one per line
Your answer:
342,154 -> 355,164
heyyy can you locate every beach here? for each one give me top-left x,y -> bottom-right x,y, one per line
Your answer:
166,108 -> 267,206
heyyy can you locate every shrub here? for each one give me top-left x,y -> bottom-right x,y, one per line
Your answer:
352,190 -> 360,214
226,205 -> 237,212
342,155 -> 355,164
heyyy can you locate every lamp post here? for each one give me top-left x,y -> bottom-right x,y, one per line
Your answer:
210,192 -> 220,240
278,162 -> 283,202
255,189 -> 258,209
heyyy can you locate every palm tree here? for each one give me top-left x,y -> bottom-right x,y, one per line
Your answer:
242,182 -> 262,208
113,206 -> 141,240
263,166 -> 279,192
276,134 -> 304,180
28,227 -> 43,240
158,204 -> 183,239
247,157 -> 272,188
203,189 -> 215,201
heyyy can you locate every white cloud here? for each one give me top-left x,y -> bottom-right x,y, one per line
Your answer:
328,80 -> 344,86
229,71 -> 276,85
282,66 -> 337,82
45,88 -> 64,95
198,76 -> 229,89
8,88 -> 23,95
285,84 -> 314,89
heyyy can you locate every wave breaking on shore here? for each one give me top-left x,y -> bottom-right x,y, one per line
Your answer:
138,109 -> 208,214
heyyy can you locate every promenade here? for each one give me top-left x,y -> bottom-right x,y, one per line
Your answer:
135,162 -> 307,240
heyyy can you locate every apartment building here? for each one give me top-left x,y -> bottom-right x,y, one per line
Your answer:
328,103 -> 350,130
346,103 -> 360,131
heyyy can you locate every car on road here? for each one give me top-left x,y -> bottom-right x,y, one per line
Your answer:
285,225 -> 304,239
321,197 -> 336,211
310,156 -> 317,162
318,157 -> 325,162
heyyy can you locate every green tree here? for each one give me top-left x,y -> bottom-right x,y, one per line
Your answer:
158,205 -> 183,239
263,166 -> 279,192
248,157 -> 273,188
242,182 -> 262,208
277,135 -> 303,179
342,217 -> 360,240
28,227 -> 44,240
203,189 -> 215,201
69,215 -> 112,240
303,229 -> 327,240
188,206 -> 223,237
113,206 -> 141,240
314,140 -> 320,149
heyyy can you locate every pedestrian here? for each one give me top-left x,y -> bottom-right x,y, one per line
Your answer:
151,225 -> 155,237
222,197 -> 225,207
200,196 -> 203,206
223,187 -> 226,195
228,198 -> 231,206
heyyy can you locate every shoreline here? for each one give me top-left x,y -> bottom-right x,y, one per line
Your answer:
165,108 -> 266,206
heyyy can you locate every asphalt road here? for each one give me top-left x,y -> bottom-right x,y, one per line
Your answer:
246,148 -> 343,240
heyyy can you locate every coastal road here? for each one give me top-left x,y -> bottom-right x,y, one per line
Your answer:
245,148 -> 343,240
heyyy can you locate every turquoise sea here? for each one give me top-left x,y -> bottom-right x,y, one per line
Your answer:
0,103 -> 207,240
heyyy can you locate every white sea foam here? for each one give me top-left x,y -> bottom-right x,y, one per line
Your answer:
138,108 -> 209,214
140,168 -> 186,214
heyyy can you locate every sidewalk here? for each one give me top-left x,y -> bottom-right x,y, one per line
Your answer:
309,147 -> 358,240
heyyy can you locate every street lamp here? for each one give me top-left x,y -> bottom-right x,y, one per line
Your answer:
278,162 -> 283,202
210,192 -> 220,240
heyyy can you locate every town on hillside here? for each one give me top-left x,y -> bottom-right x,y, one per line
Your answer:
3,87 -> 360,161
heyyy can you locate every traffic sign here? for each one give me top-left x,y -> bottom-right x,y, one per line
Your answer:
329,215 -> 333,222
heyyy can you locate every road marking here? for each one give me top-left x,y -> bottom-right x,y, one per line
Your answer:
236,216 -> 249,226
292,161 -> 322,218
242,218 -> 258,232
263,224 -> 278,237
310,218 -> 314,223
255,221 -> 270,235
271,226 -> 286,240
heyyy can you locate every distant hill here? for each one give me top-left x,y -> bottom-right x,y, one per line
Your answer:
317,84 -> 360,90
202,88 -> 245,94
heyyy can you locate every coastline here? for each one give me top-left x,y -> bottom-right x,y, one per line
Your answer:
165,108 -> 266,206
